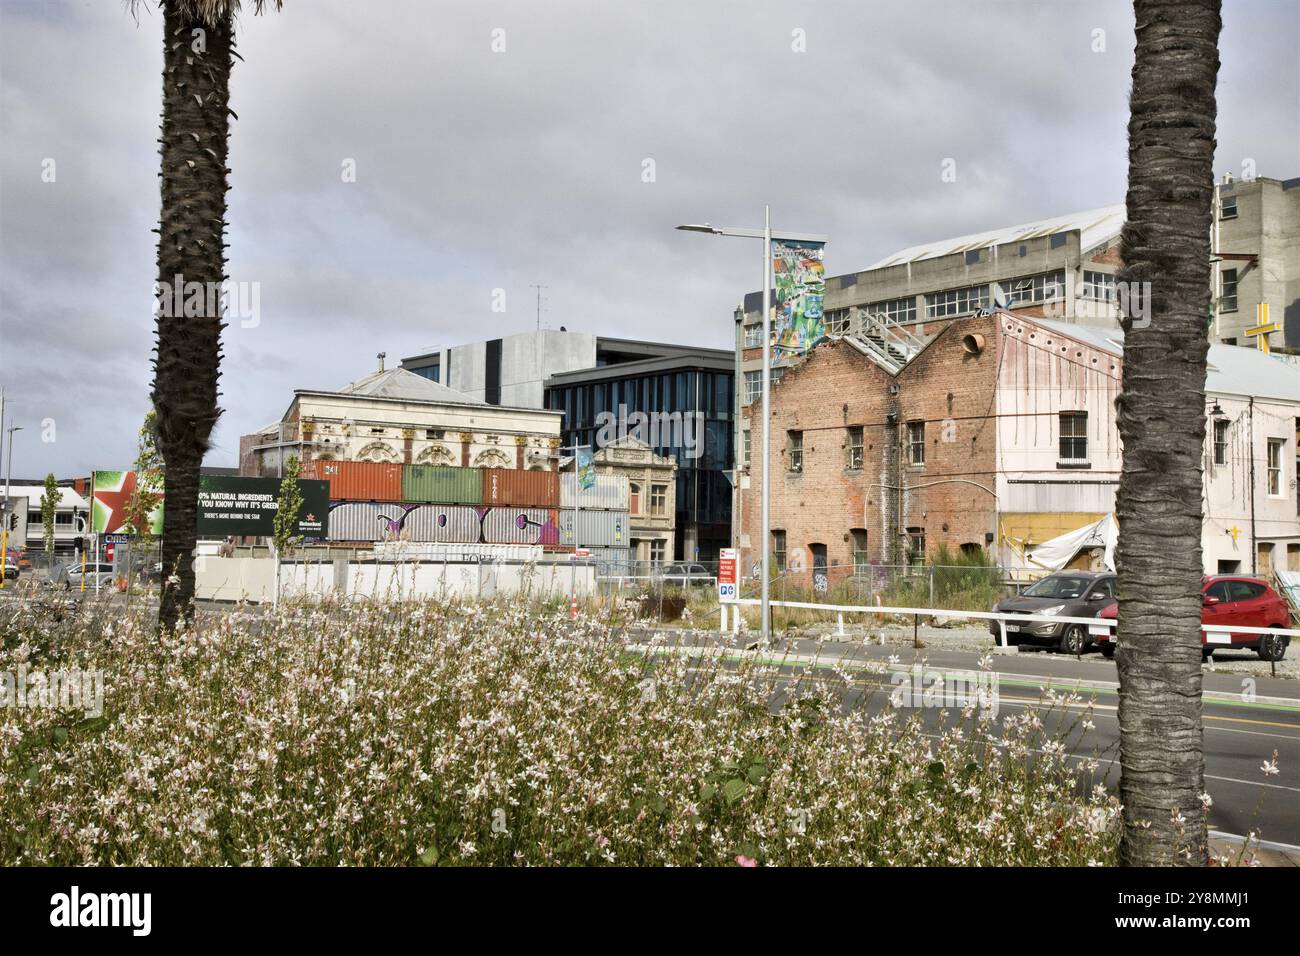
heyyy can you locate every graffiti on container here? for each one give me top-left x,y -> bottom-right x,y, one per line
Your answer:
328,502 -> 559,546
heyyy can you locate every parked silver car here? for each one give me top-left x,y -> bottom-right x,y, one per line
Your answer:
58,562 -> 116,590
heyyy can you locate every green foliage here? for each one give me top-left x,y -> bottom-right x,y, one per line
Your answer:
122,410 -> 164,546
39,473 -> 60,557
272,455 -> 304,557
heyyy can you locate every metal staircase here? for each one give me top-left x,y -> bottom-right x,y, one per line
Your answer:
845,308 -> 927,374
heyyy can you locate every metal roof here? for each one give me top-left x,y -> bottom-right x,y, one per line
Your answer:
335,367 -> 482,403
869,203 -> 1125,269
3,486 -> 88,508
1031,317 -> 1300,403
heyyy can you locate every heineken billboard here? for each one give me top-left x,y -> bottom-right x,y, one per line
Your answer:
196,476 -> 329,538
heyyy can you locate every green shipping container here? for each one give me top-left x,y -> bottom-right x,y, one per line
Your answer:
401,465 -> 483,505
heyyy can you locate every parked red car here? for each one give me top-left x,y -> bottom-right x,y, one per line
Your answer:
1093,576 -> 1291,661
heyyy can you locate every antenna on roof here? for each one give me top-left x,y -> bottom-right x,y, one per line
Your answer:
377,351 -> 386,372
530,284 -> 549,330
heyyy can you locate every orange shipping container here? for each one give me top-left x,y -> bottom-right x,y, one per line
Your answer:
481,468 -> 559,507
300,459 -> 402,501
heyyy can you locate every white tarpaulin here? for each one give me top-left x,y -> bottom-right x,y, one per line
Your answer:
1025,514 -> 1117,573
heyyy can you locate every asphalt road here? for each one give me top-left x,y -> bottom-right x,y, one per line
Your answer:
629,629 -> 1300,848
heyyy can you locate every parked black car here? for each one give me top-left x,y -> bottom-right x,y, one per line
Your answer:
989,571 -> 1116,654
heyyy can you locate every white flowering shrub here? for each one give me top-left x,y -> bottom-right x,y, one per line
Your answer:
0,598 -> 1119,865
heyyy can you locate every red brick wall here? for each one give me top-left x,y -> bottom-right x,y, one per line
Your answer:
739,315 -> 999,581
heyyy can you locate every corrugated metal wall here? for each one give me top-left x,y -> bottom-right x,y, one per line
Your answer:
302,461 -> 402,502
402,465 -> 482,505
481,468 -> 559,507
558,508 -> 630,547
561,473 -> 630,511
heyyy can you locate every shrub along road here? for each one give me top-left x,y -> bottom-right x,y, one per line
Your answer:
625,627 -> 1300,855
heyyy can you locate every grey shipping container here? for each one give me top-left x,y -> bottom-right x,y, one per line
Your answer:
584,546 -> 632,575
557,508 -> 629,548
560,473 -> 630,511
327,501 -> 408,542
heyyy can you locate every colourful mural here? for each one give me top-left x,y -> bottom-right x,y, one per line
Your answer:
772,240 -> 826,354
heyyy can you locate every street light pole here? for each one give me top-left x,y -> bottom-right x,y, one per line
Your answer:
675,214 -> 827,644
2,424 -> 21,590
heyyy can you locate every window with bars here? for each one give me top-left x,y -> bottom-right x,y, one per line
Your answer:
925,285 -> 988,319
787,431 -> 803,472
1059,412 -> 1088,463
907,421 -> 925,466
868,297 -> 917,324
846,426 -> 864,470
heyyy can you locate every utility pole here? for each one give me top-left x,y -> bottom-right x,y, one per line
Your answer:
3,422 -> 22,590
561,441 -> 591,615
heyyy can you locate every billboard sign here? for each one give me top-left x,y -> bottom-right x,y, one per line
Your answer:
196,476 -> 329,537
91,471 -> 163,535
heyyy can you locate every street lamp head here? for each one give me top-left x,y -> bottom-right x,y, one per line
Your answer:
674,223 -> 719,235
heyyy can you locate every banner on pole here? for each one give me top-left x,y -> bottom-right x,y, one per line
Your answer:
576,447 -> 596,491
772,240 -> 826,354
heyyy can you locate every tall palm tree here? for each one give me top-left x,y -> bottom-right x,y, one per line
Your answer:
1115,0 -> 1221,866
130,0 -> 281,629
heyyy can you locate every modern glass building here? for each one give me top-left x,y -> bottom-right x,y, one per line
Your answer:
544,346 -> 735,564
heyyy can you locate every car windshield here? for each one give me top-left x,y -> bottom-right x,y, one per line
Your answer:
1023,576 -> 1091,599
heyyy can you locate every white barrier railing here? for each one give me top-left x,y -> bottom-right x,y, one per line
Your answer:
718,597 -> 1300,651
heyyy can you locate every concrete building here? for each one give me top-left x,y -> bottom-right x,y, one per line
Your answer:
737,309 -> 1300,583
239,362 -> 562,478
400,329 -> 722,408
588,435 -> 678,566
544,346 -> 734,563
1211,175 -> 1300,346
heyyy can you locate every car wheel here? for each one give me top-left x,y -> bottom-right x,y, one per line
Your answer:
1258,634 -> 1289,662
1100,643 -> 1115,659
1059,624 -> 1086,655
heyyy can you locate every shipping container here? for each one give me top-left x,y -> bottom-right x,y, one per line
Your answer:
557,508 -> 629,548
401,504 -> 482,543
561,473 -> 630,511
327,501 -> 410,542
585,546 -> 633,575
481,468 -> 559,508
402,465 -> 482,505
481,507 -> 560,545
302,460 -> 402,502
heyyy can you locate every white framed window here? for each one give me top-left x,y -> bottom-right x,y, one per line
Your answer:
868,297 -> 917,324
742,429 -> 751,468
846,426 -> 863,470
1213,419 -> 1229,466
1221,269 -> 1238,313
743,324 -> 763,349
649,539 -> 666,564
1220,194 -> 1238,219
907,421 -> 925,466
1268,439 -> 1284,496
788,430 -> 803,472
825,308 -> 851,337
743,370 -> 762,405
925,285 -> 988,319
1081,270 -> 1116,302
997,270 -> 1066,306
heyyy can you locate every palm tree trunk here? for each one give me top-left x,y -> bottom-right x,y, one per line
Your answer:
153,2 -> 233,629
1116,0 -> 1221,866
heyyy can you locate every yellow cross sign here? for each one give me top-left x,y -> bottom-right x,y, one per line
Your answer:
1246,303 -> 1279,354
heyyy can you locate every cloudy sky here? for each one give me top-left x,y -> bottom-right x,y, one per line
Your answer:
1,0 -> 1297,478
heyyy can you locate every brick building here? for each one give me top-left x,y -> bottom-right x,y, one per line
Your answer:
739,308 -> 1300,584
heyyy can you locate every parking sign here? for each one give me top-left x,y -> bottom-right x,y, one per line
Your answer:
717,548 -> 737,602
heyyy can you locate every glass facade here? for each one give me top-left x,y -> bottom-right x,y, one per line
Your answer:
545,365 -> 734,562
